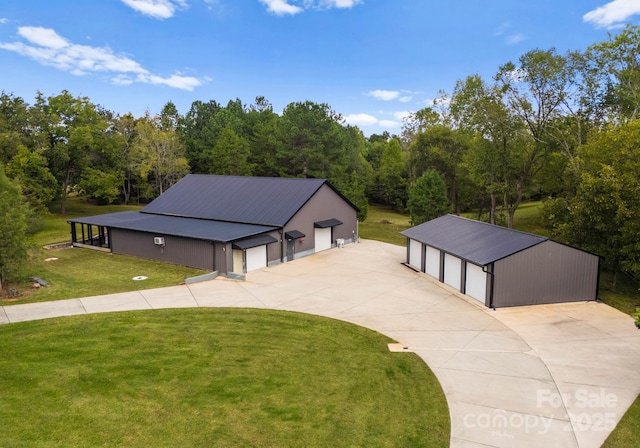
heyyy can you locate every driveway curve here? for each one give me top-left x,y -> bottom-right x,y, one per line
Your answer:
2,240 -> 639,448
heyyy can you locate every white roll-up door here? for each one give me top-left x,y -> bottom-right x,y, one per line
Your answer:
465,263 -> 487,303
408,239 -> 422,271
425,246 -> 440,279
444,253 -> 462,290
245,245 -> 267,272
315,227 -> 332,252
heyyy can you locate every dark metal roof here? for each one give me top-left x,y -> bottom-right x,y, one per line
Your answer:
284,230 -> 305,240
314,218 -> 343,228
69,211 -> 277,243
401,214 -> 548,266
141,175 -> 356,226
232,234 -> 278,250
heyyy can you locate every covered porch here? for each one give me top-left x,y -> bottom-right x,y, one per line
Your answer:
69,221 -> 112,252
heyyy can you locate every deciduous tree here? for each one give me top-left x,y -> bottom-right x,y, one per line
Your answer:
407,169 -> 449,225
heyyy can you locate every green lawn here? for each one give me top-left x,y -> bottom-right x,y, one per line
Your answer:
0,309 -> 450,447
3,197 -> 205,304
359,204 -> 411,246
18,248 -> 205,303
603,395 -> 640,448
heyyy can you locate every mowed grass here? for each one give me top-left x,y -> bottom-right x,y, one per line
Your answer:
603,394 -> 640,448
4,197 -> 205,304
359,204 -> 411,247
0,309 -> 450,448
19,248 -> 205,303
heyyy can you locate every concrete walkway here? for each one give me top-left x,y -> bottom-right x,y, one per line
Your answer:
2,240 -> 639,448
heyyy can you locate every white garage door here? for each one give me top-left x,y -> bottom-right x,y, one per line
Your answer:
315,227 -> 332,252
409,239 -> 422,271
425,246 -> 440,279
245,245 -> 267,272
465,263 -> 487,303
444,253 -> 462,290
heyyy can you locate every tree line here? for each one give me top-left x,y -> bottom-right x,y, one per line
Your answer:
1,26 -> 639,289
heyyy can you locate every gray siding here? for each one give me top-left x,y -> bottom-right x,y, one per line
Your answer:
284,183 -> 358,256
111,229 -> 215,271
216,242 -> 233,274
493,241 -> 599,307
266,229 -> 283,263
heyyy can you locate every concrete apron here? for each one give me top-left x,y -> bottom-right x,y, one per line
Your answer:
2,239 -> 639,448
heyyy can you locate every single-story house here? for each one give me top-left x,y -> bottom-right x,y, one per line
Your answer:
68,175 -> 359,276
401,214 -> 600,308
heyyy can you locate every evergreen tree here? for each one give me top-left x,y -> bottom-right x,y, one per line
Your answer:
0,165 -> 30,291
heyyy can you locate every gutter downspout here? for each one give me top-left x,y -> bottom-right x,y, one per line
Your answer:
279,227 -> 285,263
595,256 -> 603,302
483,263 -> 496,310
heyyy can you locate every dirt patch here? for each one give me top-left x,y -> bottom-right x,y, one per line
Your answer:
0,284 -> 23,300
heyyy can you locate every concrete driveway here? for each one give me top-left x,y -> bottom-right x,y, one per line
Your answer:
2,239 -> 639,448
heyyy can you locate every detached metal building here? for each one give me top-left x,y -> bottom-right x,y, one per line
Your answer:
68,175 -> 358,276
401,215 -> 600,308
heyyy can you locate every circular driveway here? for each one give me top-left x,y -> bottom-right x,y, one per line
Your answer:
2,240 -> 639,448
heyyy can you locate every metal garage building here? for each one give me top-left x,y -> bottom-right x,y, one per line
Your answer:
68,175 -> 358,276
401,215 -> 600,308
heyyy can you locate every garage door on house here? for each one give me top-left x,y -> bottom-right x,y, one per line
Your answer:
465,262 -> 487,304
314,218 -> 343,253
232,234 -> 278,273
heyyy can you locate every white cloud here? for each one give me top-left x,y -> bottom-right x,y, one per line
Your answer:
344,113 -> 378,126
398,95 -> 412,103
583,0 -> 640,28
0,18 -> 8,24
321,0 -> 363,8
506,33 -> 525,45
493,22 -> 526,45
368,89 -> 400,101
259,0 -> 303,16
378,119 -> 401,128
0,26 -> 204,91
259,0 -> 363,16
120,0 -> 188,19
393,110 -> 411,121
17,26 -> 70,49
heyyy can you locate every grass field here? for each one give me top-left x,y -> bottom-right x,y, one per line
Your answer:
0,309 -> 450,447
3,197 -> 205,304
359,204 -> 411,246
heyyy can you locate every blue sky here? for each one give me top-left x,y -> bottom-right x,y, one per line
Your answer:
1,0 -> 640,136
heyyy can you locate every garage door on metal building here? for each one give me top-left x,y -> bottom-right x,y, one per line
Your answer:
444,253 -> 462,289
425,245 -> 440,279
409,239 -> 422,271
232,234 -> 278,273
314,218 -> 343,252
465,262 -> 487,304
